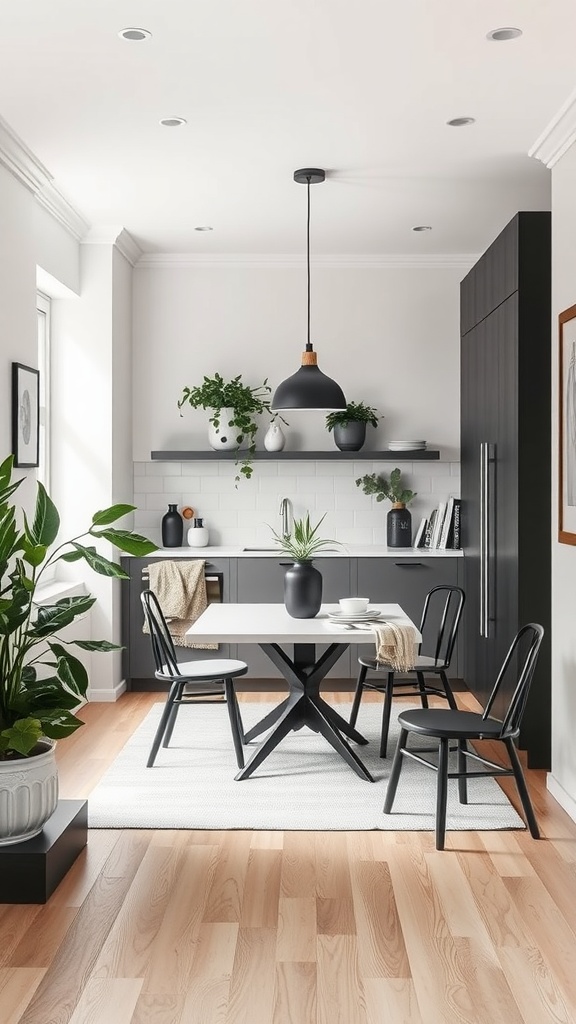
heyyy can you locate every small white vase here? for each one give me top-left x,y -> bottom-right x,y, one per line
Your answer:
187,518 -> 209,547
264,421 -> 286,452
208,408 -> 239,451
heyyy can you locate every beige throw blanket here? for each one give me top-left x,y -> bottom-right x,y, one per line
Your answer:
372,621 -> 416,672
144,560 -> 217,650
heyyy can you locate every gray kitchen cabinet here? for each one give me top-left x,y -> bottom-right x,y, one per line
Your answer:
236,557 -> 352,679
354,557 -> 463,679
121,555 -> 233,689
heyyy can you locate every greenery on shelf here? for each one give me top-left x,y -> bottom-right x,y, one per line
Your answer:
0,455 -> 157,760
269,512 -> 341,561
325,401 -> 380,431
355,467 -> 416,506
178,372 -> 287,481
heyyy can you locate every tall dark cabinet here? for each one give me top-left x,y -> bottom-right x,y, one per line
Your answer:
460,211 -> 551,767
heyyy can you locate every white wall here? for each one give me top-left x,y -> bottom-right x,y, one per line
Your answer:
133,261 -> 466,462
548,143 -> 576,821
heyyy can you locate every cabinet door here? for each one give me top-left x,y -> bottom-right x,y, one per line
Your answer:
356,558 -> 461,678
236,558 -> 352,679
122,557 -> 232,689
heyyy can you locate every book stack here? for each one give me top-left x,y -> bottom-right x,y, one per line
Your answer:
413,498 -> 461,550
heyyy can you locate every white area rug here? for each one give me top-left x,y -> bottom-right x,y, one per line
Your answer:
88,701 -> 525,832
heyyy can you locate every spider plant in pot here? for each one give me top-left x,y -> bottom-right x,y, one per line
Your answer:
178,372 -> 279,482
356,468 -> 417,548
269,512 -> 341,618
325,401 -> 380,452
0,455 -> 157,845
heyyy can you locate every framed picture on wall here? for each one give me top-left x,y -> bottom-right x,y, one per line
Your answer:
11,362 -> 40,468
559,303 -> 576,544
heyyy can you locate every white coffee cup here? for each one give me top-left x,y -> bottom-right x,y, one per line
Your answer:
339,597 -> 370,615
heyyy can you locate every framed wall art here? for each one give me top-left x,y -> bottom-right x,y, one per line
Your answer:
559,303 -> 576,543
11,362 -> 40,468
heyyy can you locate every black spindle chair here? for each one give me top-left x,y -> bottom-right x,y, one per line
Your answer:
383,623 -> 544,850
141,589 -> 248,769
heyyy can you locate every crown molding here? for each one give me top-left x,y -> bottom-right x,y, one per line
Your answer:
82,226 -> 143,266
136,252 -> 478,270
0,114 -> 89,240
529,85 -> 576,168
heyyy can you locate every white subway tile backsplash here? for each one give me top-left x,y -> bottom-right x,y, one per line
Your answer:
133,459 -> 461,546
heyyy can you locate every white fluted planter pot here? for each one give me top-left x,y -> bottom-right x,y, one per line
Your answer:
0,741 -> 58,845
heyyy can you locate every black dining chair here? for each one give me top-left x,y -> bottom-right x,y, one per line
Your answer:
383,622 -> 544,850
140,589 -> 248,769
349,585 -> 466,757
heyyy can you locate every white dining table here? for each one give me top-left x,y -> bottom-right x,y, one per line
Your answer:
186,603 -> 421,783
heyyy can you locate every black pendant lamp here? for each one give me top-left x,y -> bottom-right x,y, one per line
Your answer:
271,168 -> 346,412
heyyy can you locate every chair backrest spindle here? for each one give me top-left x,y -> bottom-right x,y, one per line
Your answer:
482,623 -> 544,736
141,589 -> 181,677
419,585 -> 465,666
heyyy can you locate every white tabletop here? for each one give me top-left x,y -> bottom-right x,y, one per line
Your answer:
185,603 -> 421,645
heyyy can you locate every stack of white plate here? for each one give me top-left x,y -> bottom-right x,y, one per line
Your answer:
387,440 -> 427,451
327,609 -> 382,623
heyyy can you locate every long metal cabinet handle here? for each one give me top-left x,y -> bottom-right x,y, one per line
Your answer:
479,442 -> 494,638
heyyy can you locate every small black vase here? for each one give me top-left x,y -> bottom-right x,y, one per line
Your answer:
284,561 -> 323,618
161,504 -> 183,547
387,504 -> 412,548
333,421 -> 367,452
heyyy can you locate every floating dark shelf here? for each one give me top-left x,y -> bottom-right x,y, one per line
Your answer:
151,449 -> 440,461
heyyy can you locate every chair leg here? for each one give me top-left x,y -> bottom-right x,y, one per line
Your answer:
349,664 -> 368,728
415,671 -> 429,709
224,679 -> 245,769
439,669 -> 458,710
162,700 -> 180,748
435,737 -> 449,850
379,672 -> 395,758
504,737 -> 540,839
457,738 -> 468,804
147,682 -> 182,767
229,683 -> 246,744
383,727 -> 409,813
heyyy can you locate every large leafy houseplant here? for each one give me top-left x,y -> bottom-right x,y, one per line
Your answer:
178,372 -> 282,481
0,455 -> 156,760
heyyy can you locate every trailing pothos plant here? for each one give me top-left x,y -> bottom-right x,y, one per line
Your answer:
0,455 -> 156,760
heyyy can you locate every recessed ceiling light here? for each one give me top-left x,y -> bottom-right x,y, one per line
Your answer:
195,226 -> 213,232
487,27 -> 522,41
159,117 -> 187,127
118,27 -> 151,41
446,117 -> 476,127
412,225 -> 432,232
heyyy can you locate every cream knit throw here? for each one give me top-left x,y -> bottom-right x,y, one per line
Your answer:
144,560 -> 218,650
372,621 -> 416,672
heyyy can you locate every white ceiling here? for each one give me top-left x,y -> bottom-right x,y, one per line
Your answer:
0,0 -> 574,255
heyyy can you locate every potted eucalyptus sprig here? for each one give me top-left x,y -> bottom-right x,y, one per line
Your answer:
178,372 -> 285,481
269,512 -> 341,618
356,468 -> 416,548
0,454 -> 157,844
326,401 -> 380,452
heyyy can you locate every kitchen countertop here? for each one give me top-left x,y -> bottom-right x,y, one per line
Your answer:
135,546 -> 463,558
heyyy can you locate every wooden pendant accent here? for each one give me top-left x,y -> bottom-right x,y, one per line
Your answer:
301,350 -> 318,366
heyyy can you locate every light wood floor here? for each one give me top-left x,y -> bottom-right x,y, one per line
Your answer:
2,690 -> 576,1024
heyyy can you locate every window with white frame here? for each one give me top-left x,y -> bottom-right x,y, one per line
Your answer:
36,292 -> 51,492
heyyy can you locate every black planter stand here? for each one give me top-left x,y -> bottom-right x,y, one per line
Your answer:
0,799 -> 87,903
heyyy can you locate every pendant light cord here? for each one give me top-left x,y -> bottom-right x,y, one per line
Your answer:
306,176 -> 312,352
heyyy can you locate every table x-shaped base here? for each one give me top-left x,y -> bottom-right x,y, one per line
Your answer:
235,642 -> 374,782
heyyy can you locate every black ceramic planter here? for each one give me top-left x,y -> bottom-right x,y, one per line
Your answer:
387,504 -> 412,547
333,421 -> 367,452
284,561 -> 323,618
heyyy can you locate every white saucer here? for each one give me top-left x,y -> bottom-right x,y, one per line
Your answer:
328,609 -> 382,622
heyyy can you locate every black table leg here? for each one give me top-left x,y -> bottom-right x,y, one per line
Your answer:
236,641 -> 374,782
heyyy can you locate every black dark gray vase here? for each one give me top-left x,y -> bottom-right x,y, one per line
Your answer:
284,560 -> 323,618
333,421 -> 367,452
161,504 -> 183,547
387,504 -> 412,547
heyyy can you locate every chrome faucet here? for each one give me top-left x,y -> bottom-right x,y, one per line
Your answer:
279,497 -> 292,540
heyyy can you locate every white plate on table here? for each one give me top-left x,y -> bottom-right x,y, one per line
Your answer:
327,609 -> 382,623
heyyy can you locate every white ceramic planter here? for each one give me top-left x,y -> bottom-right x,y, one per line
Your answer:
208,408 -> 240,450
0,741 -> 58,845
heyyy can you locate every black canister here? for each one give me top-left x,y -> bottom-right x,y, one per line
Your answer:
387,503 -> 412,548
161,504 -> 183,547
